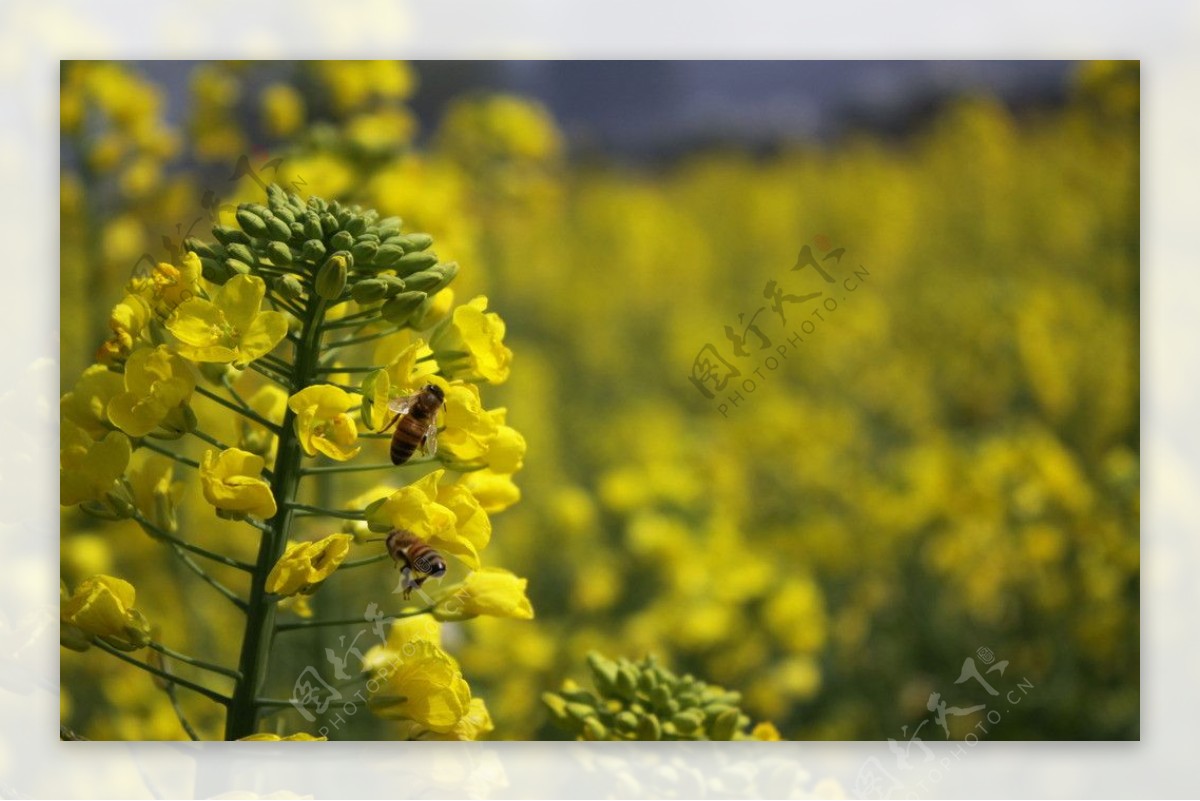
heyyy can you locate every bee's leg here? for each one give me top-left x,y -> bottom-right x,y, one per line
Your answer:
379,413 -> 402,433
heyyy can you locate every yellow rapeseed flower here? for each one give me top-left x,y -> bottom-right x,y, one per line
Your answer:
60,364 -> 124,439
239,732 -> 327,741
288,385 -> 361,461
60,422 -> 131,507
97,293 -> 152,364
107,345 -> 196,437
433,567 -> 534,622
199,448 -> 277,518
238,384 -> 288,458
429,296 -> 513,384
394,697 -> 494,741
61,575 -> 151,651
266,534 -> 354,597
127,451 -> 183,533
260,83 -> 305,139
369,639 -> 472,733
367,470 -> 492,569
438,382 -> 499,462
457,470 -> 521,514
166,274 -> 288,366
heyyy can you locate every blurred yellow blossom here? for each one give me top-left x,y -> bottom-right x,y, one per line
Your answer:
60,424 -> 131,507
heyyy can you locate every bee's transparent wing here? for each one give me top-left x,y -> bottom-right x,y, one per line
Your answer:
420,425 -> 438,458
388,393 -> 417,415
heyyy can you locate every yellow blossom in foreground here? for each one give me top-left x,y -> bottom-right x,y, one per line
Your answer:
60,423 -> 131,507
165,274 -> 287,366
368,470 -> 491,568
288,385 -> 361,461
107,345 -> 196,437
361,339 -> 439,430
266,534 -> 354,597
61,575 -> 151,651
394,697 -> 494,741
433,567 -> 534,622
438,382 -> 499,462
430,295 -> 513,384
239,732 -> 327,741
199,448 -> 276,518
369,639 -> 472,733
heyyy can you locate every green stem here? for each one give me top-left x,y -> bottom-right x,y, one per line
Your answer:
189,427 -> 234,453
300,462 -> 409,475
91,639 -> 232,706
138,439 -> 201,470
247,361 -> 291,387
325,328 -> 401,351
166,544 -> 249,611
225,292 -> 328,740
195,384 -> 280,433
340,553 -> 390,569
312,365 -> 386,374
148,640 -> 243,680
275,607 -> 433,632
133,513 -> 256,572
285,503 -> 364,520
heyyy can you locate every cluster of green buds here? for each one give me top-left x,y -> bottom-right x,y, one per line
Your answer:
184,184 -> 457,327
543,652 -> 754,741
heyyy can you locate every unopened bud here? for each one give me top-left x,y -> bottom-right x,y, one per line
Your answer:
235,209 -> 269,238
395,251 -> 438,275
315,254 -> 348,300
350,279 -> 389,304
380,291 -> 427,325
275,274 -> 305,303
212,225 -> 251,247
266,241 -> 294,265
330,231 -> 354,252
301,239 -> 327,264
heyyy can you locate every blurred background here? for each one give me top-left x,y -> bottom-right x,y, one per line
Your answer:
60,60 -> 1139,741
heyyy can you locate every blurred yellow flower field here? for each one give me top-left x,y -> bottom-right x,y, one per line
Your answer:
60,60 -> 1138,741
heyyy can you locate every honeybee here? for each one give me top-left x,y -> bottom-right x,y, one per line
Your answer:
381,383 -> 445,465
386,528 -> 447,599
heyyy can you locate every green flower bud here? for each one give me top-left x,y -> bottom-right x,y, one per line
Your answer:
266,240 -> 294,265
212,225 -> 251,247
636,714 -> 662,741
372,243 -> 406,269
346,216 -> 368,236
565,702 -> 594,723
396,232 -> 434,252
588,652 -> 620,695
266,183 -> 289,209
380,274 -> 407,297
265,215 -> 293,242
303,212 -> 324,241
271,205 -> 296,225
615,711 -> 639,731
330,230 -> 355,252
315,254 -> 349,300
583,717 -> 608,741
351,239 -> 379,263
289,221 -> 306,239
301,239 -> 327,263
320,213 -> 339,237
542,692 -> 570,724
350,279 -> 390,304
225,258 -> 252,277
200,257 -> 232,284
615,666 -> 638,700
401,269 -> 442,293
380,291 -> 427,325
275,274 -> 305,304
671,710 -> 705,734
235,209 -> 270,238
377,216 -> 403,237
708,708 -> 740,741
104,485 -> 136,519
395,251 -> 438,275
225,242 -> 255,266
183,237 -> 220,259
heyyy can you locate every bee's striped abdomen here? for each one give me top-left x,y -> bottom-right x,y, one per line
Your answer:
389,414 -> 429,465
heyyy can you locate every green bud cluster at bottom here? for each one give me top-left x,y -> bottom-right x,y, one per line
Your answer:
542,652 -> 754,741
